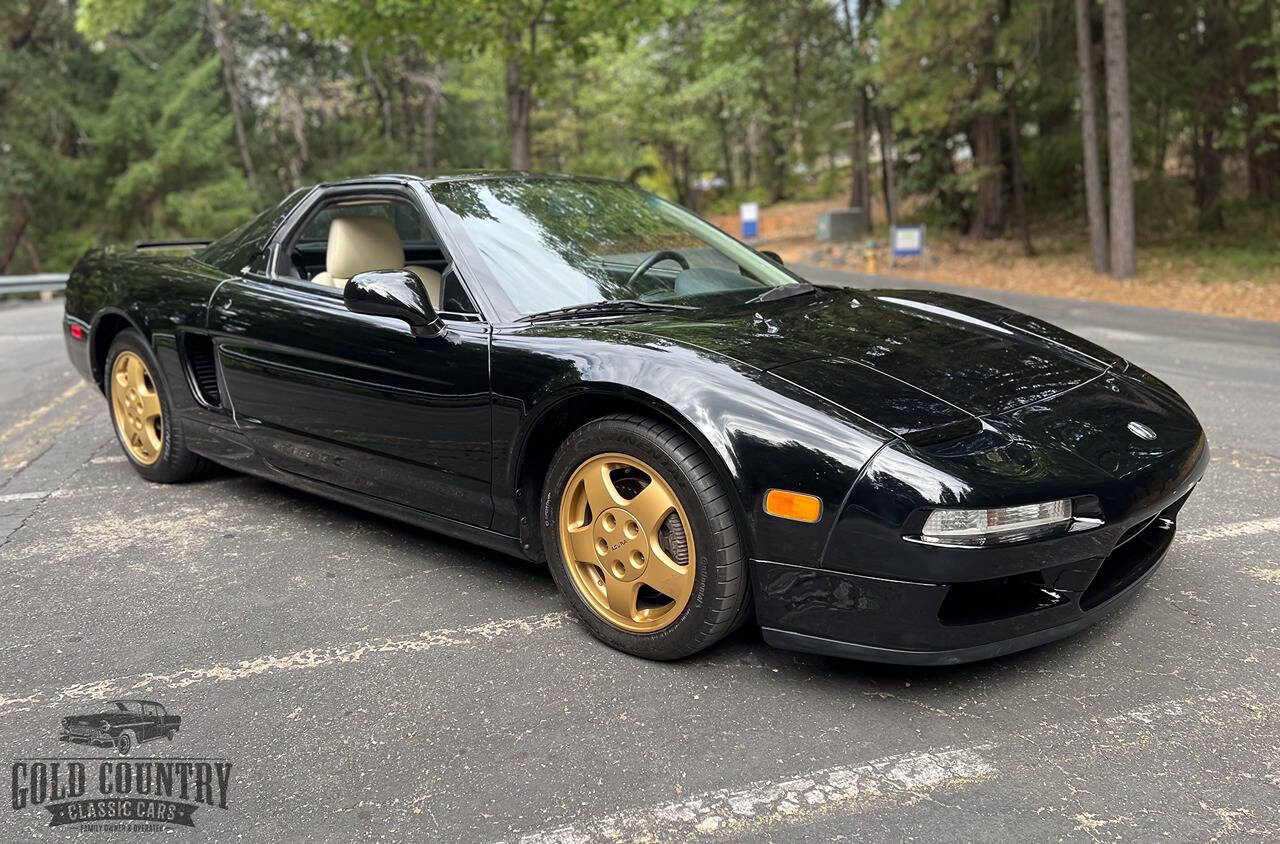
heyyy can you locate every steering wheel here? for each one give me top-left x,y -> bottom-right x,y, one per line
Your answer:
627,250 -> 690,287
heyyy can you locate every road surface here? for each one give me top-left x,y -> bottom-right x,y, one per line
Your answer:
0,271 -> 1277,841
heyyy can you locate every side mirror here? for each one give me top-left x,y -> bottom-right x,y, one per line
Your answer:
344,270 -> 443,338
760,250 -> 784,266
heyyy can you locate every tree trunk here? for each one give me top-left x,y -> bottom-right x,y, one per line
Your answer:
420,63 -> 443,173
1151,94 -> 1170,178
1192,125 -> 1225,230
681,147 -> 698,213
22,232 -> 40,273
842,0 -> 875,224
877,107 -> 898,228
1102,0 -> 1135,278
1007,98 -> 1033,256
790,39 -> 806,167
505,54 -> 533,170
714,95 -> 736,192
851,89 -> 873,223
1247,139 -> 1280,204
399,72 -> 415,146
969,112 -> 1005,238
0,204 -> 29,274
1075,0 -> 1109,273
1242,0 -> 1279,201
658,142 -> 696,209
767,129 -> 789,203
205,0 -> 257,193
361,48 -> 394,145
281,93 -> 309,190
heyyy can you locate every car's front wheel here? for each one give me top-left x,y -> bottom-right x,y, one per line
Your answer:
115,731 -> 133,756
541,414 -> 750,660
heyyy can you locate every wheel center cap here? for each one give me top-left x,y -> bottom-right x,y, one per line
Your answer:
593,507 -> 648,582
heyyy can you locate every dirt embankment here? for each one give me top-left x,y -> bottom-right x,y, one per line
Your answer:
710,200 -> 1280,323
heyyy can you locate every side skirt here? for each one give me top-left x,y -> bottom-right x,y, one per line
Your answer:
182,419 -> 531,562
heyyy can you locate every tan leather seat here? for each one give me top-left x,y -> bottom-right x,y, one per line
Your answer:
312,216 -> 441,307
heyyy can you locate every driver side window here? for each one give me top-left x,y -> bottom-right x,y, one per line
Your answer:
280,194 -> 478,316
284,198 -> 435,282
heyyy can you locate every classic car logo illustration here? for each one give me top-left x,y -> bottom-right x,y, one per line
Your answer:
9,700 -> 233,831
1127,420 -> 1158,441
60,698 -> 180,756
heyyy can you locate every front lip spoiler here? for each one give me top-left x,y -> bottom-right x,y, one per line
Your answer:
760,535 -> 1166,666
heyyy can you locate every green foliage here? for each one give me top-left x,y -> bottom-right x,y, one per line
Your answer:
2,0 -> 1279,275
84,1 -> 256,238
76,0 -> 147,39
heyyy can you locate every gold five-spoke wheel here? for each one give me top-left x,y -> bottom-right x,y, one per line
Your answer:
558,453 -> 696,633
110,350 -> 163,465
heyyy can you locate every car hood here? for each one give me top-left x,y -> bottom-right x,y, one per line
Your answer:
629,287 -> 1124,438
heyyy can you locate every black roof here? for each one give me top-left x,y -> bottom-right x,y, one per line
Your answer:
319,171 -> 620,189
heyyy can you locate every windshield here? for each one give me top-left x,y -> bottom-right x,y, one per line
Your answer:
429,178 -> 802,317
112,701 -> 142,713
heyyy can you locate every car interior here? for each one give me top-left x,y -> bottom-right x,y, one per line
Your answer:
282,198 -> 476,315
310,215 -> 443,305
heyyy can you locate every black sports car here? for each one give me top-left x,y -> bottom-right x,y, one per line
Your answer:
63,173 -> 1207,664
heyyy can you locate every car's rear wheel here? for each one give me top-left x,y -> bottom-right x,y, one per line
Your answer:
541,414 -> 750,660
106,330 -> 208,483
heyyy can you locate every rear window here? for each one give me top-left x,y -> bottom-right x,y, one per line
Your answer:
297,200 -> 435,245
199,188 -> 308,272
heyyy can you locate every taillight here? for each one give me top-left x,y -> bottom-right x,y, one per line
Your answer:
69,323 -> 85,341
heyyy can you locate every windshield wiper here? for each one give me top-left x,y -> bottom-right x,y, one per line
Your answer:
745,281 -> 817,305
518,299 -> 695,323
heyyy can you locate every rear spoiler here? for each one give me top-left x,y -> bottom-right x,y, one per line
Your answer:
134,239 -> 211,252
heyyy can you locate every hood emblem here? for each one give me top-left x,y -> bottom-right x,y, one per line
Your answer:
1127,421 -> 1157,441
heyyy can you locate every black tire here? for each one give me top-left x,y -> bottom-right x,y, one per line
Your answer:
541,414 -> 750,660
105,330 -> 209,483
115,731 -> 133,756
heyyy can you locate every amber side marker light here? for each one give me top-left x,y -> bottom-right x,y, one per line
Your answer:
764,489 -> 823,523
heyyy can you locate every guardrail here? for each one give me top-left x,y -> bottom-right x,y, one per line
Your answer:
0,274 -> 69,295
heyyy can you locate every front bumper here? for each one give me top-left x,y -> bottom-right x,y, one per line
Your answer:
753,447 -> 1204,666
60,732 -> 116,748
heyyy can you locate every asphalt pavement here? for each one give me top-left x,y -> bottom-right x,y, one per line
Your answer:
0,270 -> 1277,842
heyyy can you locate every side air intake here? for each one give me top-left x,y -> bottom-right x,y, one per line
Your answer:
183,333 -> 221,407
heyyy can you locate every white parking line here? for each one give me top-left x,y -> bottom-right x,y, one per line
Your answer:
0,381 -> 85,446
0,490 -> 53,503
499,691 -> 1257,842
506,745 -> 996,844
0,612 -> 570,713
1241,566 -> 1280,586
1181,516 -> 1280,544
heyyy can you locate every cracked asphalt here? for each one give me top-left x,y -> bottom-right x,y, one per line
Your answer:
0,270 -> 1277,842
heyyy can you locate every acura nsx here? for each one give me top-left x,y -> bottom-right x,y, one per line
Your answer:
63,173 -> 1207,663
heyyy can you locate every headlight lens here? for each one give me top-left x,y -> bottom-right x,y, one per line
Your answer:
921,499 -> 1073,546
